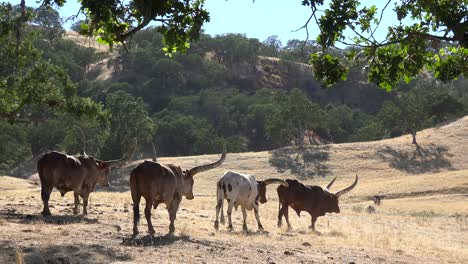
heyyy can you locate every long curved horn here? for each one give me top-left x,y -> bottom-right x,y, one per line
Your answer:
335,174 -> 358,198
102,156 -> 127,167
74,125 -> 86,156
187,145 -> 226,176
326,177 -> 337,190
263,178 -> 288,187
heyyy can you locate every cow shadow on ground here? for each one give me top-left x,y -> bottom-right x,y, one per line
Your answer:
269,145 -> 331,178
121,234 -> 215,248
0,210 -> 98,225
375,144 -> 454,174
0,241 -> 131,264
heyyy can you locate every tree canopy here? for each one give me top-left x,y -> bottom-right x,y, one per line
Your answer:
42,0 -> 468,90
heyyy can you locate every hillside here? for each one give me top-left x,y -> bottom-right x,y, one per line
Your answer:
1,116 -> 467,263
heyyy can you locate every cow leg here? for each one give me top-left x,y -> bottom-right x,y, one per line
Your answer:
226,201 -> 234,231
309,216 -> 317,231
167,195 -> 181,234
214,198 -> 223,230
132,193 -> 141,238
241,206 -> 248,232
220,202 -> 225,225
283,206 -> 292,231
254,204 -> 264,231
81,193 -> 89,216
41,185 -> 53,216
144,198 -> 155,236
73,192 -> 80,215
277,204 -> 284,227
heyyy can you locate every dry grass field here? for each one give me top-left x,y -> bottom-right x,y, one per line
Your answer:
1,116 -> 467,263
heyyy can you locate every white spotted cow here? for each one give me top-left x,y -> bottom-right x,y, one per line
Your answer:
214,171 -> 288,231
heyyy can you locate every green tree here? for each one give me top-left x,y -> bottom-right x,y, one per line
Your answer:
41,1 -> 467,88
154,111 -> 223,156
101,91 -> 156,158
0,3 -> 104,123
0,122 -> 31,172
260,35 -> 282,57
33,5 -> 64,44
266,89 -> 324,147
378,92 -> 428,145
42,0 -> 209,52
302,0 -> 467,88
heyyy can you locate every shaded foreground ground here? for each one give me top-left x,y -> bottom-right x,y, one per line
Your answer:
1,117 -> 467,263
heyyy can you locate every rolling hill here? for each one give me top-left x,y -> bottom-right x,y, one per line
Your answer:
1,116 -> 467,263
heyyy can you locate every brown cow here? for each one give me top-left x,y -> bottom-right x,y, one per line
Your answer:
37,151 -> 124,216
277,175 -> 358,231
130,150 -> 226,236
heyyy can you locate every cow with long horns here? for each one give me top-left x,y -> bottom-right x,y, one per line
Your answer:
37,126 -> 125,216
277,175 -> 358,231
214,171 -> 289,232
130,149 -> 226,237
37,151 -> 125,216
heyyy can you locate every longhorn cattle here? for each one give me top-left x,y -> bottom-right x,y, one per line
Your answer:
214,171 -> 288,232
277,175 -> 358,231
37,151 -> 124,216
130,150 -> 226,237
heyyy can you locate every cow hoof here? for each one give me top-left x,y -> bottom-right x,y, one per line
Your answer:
42,211 -> 51,217
258,225 -> 264,232
242,225 -> 248,232
132,231 -> 139,239
228,225 -> 233,232
277,222 -> 282,228
169,225 -> 175,234
214,221 -> 219,230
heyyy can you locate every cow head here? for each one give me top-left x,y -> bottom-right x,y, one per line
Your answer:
257,178 -> 289,204
79,155 -> 126,187
323,175 -> 359,214
96,160 -> 111,187
183,147 -> 226,200
182,169 -> 195,200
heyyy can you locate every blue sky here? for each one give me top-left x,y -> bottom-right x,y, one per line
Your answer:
9,0 -> 401,46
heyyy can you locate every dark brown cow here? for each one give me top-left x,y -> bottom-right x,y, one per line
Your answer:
37,151 -> 124,216
130,150 -> 226,236
277,175 -> 358,231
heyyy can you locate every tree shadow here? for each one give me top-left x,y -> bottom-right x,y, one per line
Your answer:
121,234 -> 216,248
0,210 -> 98,225
2,241 -> 132,264
269,145 -> 330,178
375,144 -> 454,174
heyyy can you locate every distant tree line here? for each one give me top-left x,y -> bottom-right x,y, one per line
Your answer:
0,4 -> 467,173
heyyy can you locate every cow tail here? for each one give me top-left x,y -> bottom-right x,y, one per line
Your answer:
129,168 -> 141,226
217,181 -> 225,225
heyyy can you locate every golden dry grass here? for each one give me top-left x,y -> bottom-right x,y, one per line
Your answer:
1,116 -> 467,263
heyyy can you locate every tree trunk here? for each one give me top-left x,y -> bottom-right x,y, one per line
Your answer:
151,142 -> 157,162
411,131 -> 417,145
